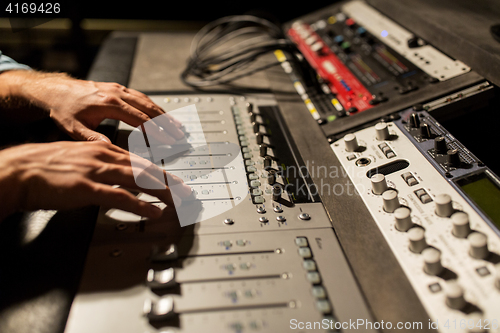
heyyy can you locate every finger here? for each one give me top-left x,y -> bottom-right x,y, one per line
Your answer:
121,92 -> 185,140
98,150 -> 192,198
105,102 -> 178,145
91,164 -> 174,205
125,88 -> 183,128
73,123 -> 111,143
90,182 -> 163,219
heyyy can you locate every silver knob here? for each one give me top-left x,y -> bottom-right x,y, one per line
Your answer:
382,189 -> 400,213
444,281 -> 467,310
435,194 -> 454,217
468,232 -> 489,259
344,133 -> 359,152
375,122 -> 390,140
422,248 -> 444,276
451,212 -> 471,238
370,174 -> 388,195
394,207 -> 413,232
408,227 -> 427,253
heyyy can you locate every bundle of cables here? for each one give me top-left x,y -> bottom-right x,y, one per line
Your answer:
181,15 -> 297,88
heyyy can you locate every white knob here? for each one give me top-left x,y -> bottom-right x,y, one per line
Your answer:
422,248 -> 444,276
344,133 -> 359,152
371,174 -> 388,195
451,212 -> 471,238
444,281 -> 467,310
394,207 -> 413,232
382,189 -> 400,213
375,122 -> 390,140
468,232 -> 489,259
408,227 -> 427,253
435,194 -> 454,217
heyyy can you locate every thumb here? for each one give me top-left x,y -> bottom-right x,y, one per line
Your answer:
74,122 -> 111,143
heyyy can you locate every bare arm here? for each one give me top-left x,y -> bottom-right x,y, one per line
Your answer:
0,70 -> 184,142
0,140 -> 192,222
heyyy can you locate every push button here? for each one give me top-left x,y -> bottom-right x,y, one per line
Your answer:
298,247 -> 312,258
295,237 -> 308,247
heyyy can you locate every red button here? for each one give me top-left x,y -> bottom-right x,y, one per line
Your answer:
345,18 -> 355,26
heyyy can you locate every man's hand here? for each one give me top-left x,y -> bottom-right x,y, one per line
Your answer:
0,141 -> 192,221
0,70 -> 184,143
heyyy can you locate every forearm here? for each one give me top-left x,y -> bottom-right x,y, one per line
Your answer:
0,70 -> 71,121
0,70 -> 71,107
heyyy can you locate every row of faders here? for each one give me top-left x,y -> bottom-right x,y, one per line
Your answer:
64,94 -> 376,333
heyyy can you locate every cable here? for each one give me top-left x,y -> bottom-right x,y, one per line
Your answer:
181,14 -> 297,88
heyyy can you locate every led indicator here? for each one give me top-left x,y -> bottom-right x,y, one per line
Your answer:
381,30 -> 388,37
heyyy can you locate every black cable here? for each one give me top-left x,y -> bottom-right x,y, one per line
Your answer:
181,14 -> 296,88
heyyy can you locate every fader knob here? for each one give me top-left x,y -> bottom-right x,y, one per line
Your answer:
434,136 -> 448,154
382,189 -> 400,213
422,248 -> 444,276
445,281 -> 467,310
468,232 -> 489,259
344,133 -> 359,152
370,174 -> 388,195
408,227 -> 427,253
435,194 -> 454,217
409,113 -> 420,128
375,122 -> 390,140
394,207 -> 413,232
451,212 -> 471,238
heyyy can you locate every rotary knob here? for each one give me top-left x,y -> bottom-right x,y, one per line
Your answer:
370,174 -> 388,195
246,102 -> 254,113
344,133 -> 359,152
259,144 -> 268,157
267,170 -> 277,185
253,122 -> 260,134
394,207 -> 413,232
409,113 -> 420,128
382,189 -> 400,213
408,227 -> 427,253
272,184 -> 282,201
446,149 -> 461,167
250,113 -> 257,123
444,281 -> 467,310
451,212 -> 471,238
468,232 -> 489,259
263,156 -> 272,170
256,133 -> 264,145
422,247 -> 444,276
420,123 -> 432,139
435,194 -> 454,217
434,136 -> 448,154
375,122 -> 390,140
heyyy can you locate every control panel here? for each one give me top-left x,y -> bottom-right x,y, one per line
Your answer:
331,87 -> 500,333
276,0 -> 475,132
64,94 -> 375,333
